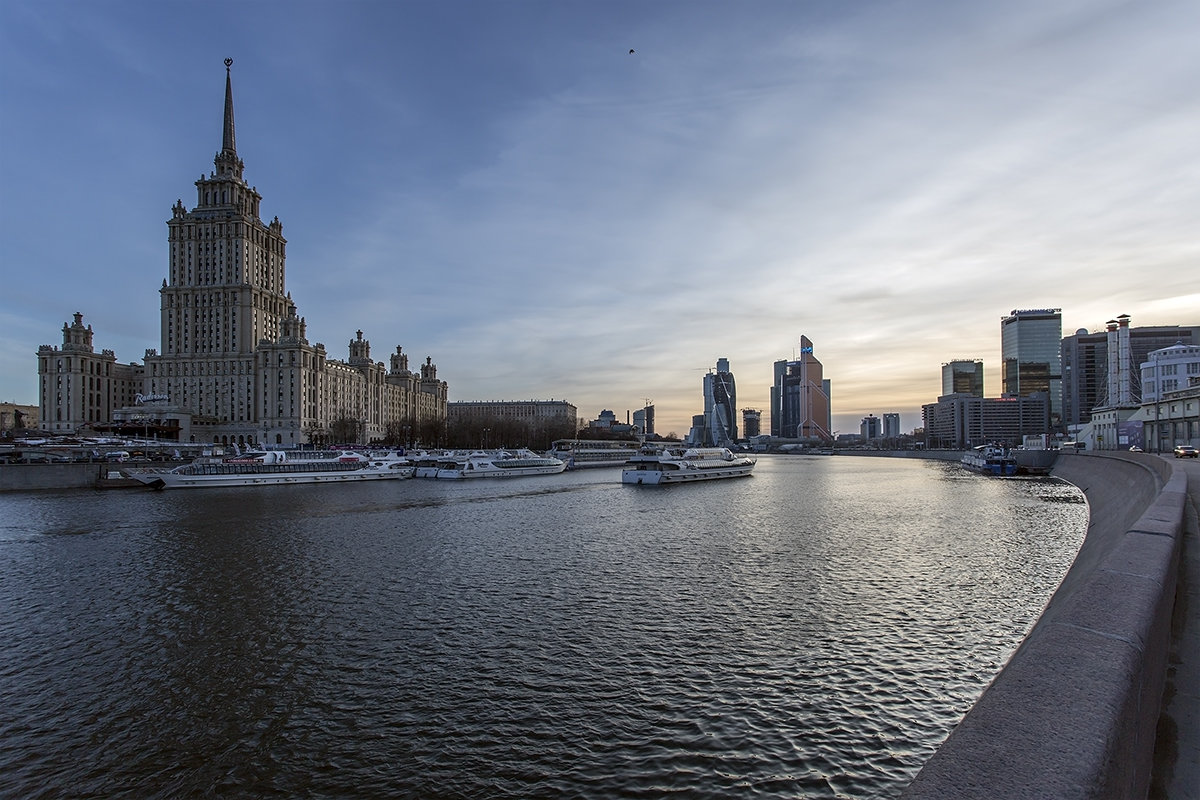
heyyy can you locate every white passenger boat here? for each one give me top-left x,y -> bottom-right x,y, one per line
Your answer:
960,445 -> 1017,476
125,449 -> 413,489
435,449 -> 566,479
411,450 -> 458,478
547,439 -> 644,469
621,446 -> 756,485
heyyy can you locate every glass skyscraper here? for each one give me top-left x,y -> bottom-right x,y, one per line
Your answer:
703,358 -> 737,446
1001,309 -> 1062,427
770,336 -> 831,441
941,359 -> 984,397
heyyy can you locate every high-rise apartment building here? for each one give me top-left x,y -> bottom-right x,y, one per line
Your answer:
941,360 -> 984,397
882,412 -> 901,439
771,336 -> 831,441
38,61 -> 448,446
1061,317 -> 1200,427
860,415 -> 881,440
1001,308 -> 1062,427
702,358 -> 737,446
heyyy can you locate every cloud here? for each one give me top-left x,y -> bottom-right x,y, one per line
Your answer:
2,0 -> 1198,436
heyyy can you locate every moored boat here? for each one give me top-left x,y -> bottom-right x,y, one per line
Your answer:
621,446 -> 755,485
960,445 -> 1017,476
547,439 -> 644,469
124,449 -> 413,489
434,449 -> 566,479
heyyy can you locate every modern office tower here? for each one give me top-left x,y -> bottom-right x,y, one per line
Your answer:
1061,317 -> 1200,427
1001,308 -> 1063,427
882,413 -> 901,439
941,360 -> 984,397
741,408 -> 762,438
860,415 -> 881,440
1141,341 -> 1200,403
922,393 -> 1050,449
703,357 -> 738,446
38,61 -> 448,445
771,335 -> 832,441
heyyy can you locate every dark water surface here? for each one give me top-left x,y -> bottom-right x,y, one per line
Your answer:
0,456 -> 1086,799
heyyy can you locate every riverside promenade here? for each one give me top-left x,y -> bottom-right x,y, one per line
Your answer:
1155,454 -> 1199,800
903,450 -> 1198,800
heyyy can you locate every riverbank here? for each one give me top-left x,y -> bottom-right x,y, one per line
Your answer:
0,460 -> 157,491
902,450 -> 1190,799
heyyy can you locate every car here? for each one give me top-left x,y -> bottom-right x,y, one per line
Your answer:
1128,446 -> 1143,452
1175,445 -> 1198,458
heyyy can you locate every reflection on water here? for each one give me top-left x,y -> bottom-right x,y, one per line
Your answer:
0,456 -> 1086,799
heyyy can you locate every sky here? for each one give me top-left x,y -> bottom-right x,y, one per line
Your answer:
2,0 -> 1198,437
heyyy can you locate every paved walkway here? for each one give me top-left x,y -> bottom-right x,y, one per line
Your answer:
1152,455 -> 1199,800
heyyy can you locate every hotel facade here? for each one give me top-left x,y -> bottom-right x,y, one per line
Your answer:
37,62 -> 447,447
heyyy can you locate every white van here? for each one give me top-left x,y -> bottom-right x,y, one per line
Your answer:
104,451 -> 131,462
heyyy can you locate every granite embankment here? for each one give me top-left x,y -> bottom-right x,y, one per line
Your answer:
903,451 -> 1188,799
0,461 -> 120,491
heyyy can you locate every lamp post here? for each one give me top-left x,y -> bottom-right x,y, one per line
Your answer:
482,427 -> 490,450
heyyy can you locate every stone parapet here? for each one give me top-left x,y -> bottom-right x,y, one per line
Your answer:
902,452 -> 1186,799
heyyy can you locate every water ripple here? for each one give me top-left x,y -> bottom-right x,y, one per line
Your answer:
0,457 -> 1086,799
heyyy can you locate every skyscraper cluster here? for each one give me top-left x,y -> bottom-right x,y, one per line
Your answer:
925,309 -> 1200,449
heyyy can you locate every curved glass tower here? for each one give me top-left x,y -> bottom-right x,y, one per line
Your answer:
703,358 -> 738,446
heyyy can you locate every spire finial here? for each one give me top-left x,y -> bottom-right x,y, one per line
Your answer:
222,58 -> 236,156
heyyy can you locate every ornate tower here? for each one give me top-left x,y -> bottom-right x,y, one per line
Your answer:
146,59 -> 293,433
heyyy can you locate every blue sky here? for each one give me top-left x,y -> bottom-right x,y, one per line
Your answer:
2,0 -> 1198,437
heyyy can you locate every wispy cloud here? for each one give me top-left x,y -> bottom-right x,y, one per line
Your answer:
2,0 -> 1197,433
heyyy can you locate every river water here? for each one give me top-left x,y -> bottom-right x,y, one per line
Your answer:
0,455 -> 1086,799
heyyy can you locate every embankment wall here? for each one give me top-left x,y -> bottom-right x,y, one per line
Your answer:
902,451 -> 1187,799
0,462 -> 119,491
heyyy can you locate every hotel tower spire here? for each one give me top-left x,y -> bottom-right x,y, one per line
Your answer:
222,57 -> 236,157
214,58 -> 244,181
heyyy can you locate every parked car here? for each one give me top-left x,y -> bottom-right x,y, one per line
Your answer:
1175,445 -> 1198,459
1128,446 -> 1143,452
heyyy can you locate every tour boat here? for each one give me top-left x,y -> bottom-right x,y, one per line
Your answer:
124,449 -> 414,489
960,445 -> 1018,476
621,446 -> 756,485
547,439 -> 645,469
434,450 -> 566,479
408,450 -> 454,478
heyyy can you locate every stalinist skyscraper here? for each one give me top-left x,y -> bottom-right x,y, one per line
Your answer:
40,60 -> 447,446
144,59 -> 290,435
